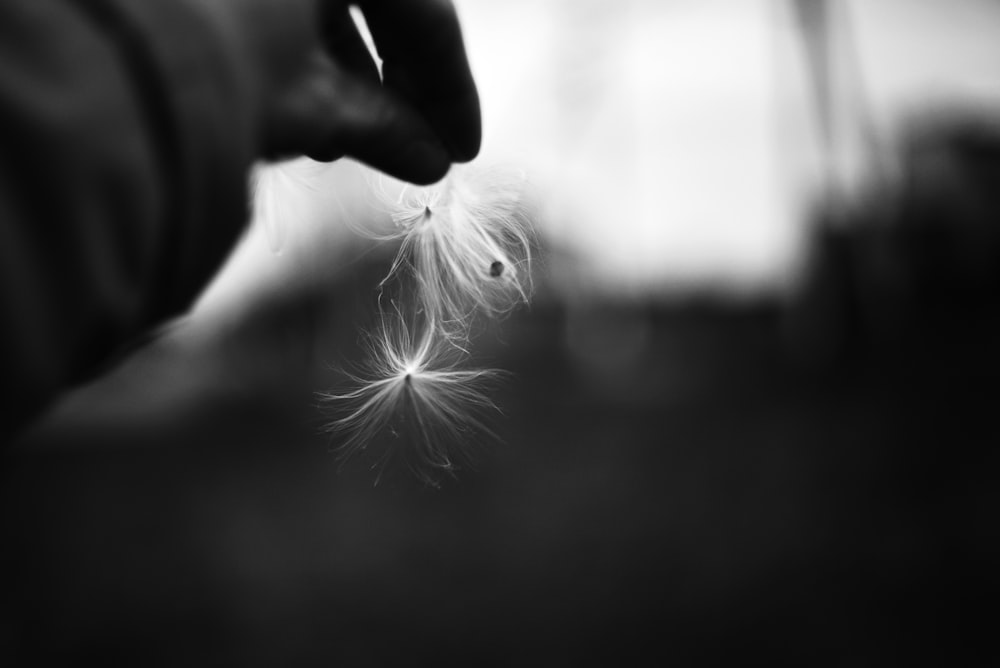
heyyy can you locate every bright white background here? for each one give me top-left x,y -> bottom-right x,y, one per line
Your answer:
457,0 -> 1000,297
206,0 -> 1000,316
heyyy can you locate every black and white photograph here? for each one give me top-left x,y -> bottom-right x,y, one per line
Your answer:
1,0 -> 998,665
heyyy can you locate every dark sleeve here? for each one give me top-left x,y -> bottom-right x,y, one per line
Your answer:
0,0 -> 258,439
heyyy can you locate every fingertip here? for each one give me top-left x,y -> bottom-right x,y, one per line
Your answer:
449,134 -> 480,163
450,95 -> 482,162
396,139 -> 451,184
360,0 -> 482,164
444,111 -> 481,163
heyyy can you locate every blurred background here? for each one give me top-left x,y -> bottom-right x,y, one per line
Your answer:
3,0 -> 1000,664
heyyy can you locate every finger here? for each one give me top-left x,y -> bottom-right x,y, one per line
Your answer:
356,0 -> 481,162
320,5 -> 381,85
266,55 -> 452,184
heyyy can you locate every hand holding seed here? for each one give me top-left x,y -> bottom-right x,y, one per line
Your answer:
212,0 -> 481,184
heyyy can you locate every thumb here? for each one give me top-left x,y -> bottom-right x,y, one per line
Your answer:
262,53 -> 452,185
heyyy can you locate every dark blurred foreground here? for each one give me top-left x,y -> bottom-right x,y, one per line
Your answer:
2,116 -> 1000,666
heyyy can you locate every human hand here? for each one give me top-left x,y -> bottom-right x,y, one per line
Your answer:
204,0 -> 481,184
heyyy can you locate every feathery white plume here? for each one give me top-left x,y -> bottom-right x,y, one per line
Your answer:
374,165 -> 533,332
251,159 -> 534,483
319,309 -> 504,486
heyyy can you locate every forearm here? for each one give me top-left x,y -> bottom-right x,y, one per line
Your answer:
0,0 -> 257,438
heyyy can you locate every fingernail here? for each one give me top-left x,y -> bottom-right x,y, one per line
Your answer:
398,140 -> 450,184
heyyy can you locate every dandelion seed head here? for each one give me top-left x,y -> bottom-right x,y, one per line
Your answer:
378,164 -> 534,330
315,163 -> 534,485
320,310 -> 504,487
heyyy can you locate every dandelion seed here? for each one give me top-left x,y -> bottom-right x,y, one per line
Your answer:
372,164 -> 534,331
310,163 -> 535,484
320,309 -> 504,486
